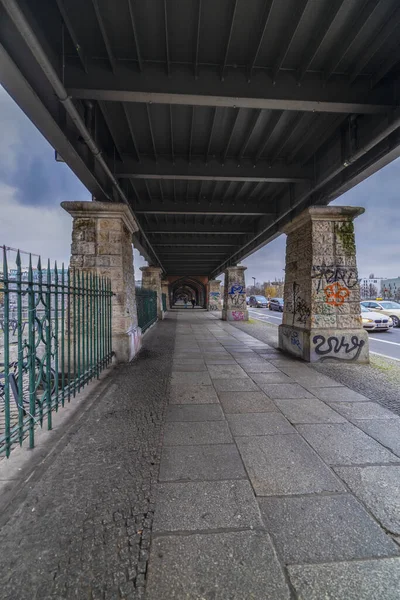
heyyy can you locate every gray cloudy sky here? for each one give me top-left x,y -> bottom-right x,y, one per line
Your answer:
0,85 -> 399,281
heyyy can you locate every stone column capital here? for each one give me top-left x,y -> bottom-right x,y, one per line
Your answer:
209,279 -> 222,284
282,205 -> 365,235
61,201 -> 139,234
140,266 -> 163,275
225,265 -> 247,273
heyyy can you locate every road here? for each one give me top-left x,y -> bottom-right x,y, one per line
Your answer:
248,308 -> 400,361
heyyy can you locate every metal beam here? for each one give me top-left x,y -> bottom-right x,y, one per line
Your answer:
221,0 -> 238,81
146,104 -> 157,162
248,0 -> 275,80
205,107 -> 217,164
66,65 -> 394,114
189,106 -> 195,163
122,103 -> 141,162
194,0 -> 202,78
55,0 -> 87,72
146,230 -> 250,235
91,0 -> 116,73
127,0 -> 142,71
254,111 -> 283,162
116,157 -> 309,182
134,209 -> 270,216
371,45 -> 400,89
159,251 -> 228,254
238,110 -> 262,162
325,0 -> 384,81
271,0 -> 309,82
163,0 -> 170,76
348,4 -> 400,84
169,105 -> 175,163
153,243 -> 236,247
296,0 -> 344,82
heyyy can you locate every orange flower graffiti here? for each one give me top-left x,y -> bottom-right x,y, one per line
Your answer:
324,282 -> 350,306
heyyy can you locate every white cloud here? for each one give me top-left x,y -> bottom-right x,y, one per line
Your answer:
0,183 -> 72,266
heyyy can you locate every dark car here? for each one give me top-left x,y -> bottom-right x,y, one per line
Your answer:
269,298 -> 284,312
249,295 -> 268,308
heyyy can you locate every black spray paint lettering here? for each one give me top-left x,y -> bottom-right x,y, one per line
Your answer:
291,282 -> 311,325
312,265 -> 358,293
313,335 -> 365,361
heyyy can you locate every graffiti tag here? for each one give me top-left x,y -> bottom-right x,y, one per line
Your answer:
324,282 -> 350,306
229,283 -> 244,294
283,328 -> 302,351
313,334 -> 365,361
232,311 -> 245,321
228,283 -> 246,308
289,283 -> 311,325
312,264 -> 358,293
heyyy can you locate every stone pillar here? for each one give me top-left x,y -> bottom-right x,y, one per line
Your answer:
140,266 -> 163,320
278,206 -> 369,363
61,201 -> 140,363
161,280 -> 170,311
208,280 -> 222,311
222,266 -> 249,321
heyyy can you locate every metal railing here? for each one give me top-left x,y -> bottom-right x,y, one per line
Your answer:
136,288 -> 157,333
0,246 -> 113,457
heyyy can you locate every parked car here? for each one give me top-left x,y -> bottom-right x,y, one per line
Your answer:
246,296 -> 250,305
269,298 -> 284,312
361,300 -> 400,327
361,305 -> 393,332
249,295 -> 268,308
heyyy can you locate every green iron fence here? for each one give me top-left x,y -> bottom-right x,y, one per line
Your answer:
162,292 -> 167,312
136,288 -> 157,332
0,246 -> 113,458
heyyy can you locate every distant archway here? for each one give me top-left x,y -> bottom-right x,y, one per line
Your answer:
170,277 -> 207,307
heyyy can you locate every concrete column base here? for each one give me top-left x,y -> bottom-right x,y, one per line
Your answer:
279,324 -> 369,363
113,329 -> 142,363
222,308 -> 249,321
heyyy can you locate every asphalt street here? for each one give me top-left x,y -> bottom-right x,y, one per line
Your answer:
248,308 -> 400,361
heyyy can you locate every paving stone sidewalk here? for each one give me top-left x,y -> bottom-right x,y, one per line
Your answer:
1,310 -> 400,599
0,315 -> 177,600
146,311 -> 400,600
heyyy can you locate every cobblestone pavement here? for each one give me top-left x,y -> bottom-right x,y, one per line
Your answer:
229,314 -> 400,417
0,315 -> 176,600
146,311 -> 400,600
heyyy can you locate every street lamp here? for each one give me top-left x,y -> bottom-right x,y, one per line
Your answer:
252,277 -> 256,293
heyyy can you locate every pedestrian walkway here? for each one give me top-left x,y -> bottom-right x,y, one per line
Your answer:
146,311 -> 400,600
1,311 -> 400,599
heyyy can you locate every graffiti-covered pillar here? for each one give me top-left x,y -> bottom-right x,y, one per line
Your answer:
208,280 -> 222,311
222,266 -> 249,321
278,206 -> 369,363
140,266 -> 163,320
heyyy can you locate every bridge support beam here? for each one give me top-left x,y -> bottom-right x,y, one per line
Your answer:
279,206 -> 369,363
208,280 -> 222,312
141,266 -> 164,319
222,266 -> 249,321
61,201 -> 140,363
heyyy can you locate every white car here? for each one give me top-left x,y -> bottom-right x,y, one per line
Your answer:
361,305 -> 393,332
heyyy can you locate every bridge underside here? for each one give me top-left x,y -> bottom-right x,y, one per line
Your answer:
1,0 -> 400,276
